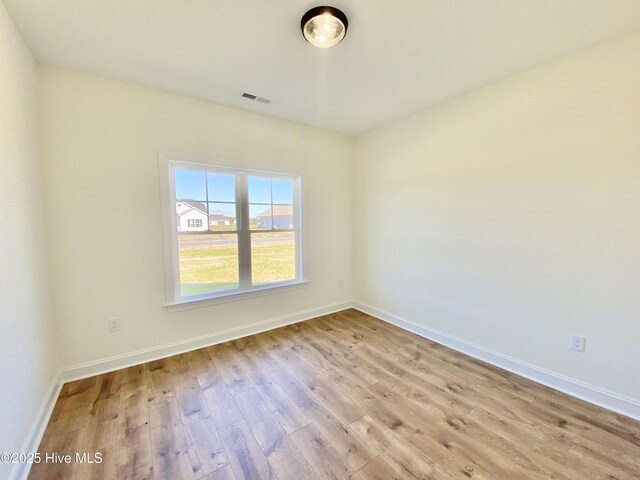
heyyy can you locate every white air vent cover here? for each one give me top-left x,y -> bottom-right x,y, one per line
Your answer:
242,92 -> 271,104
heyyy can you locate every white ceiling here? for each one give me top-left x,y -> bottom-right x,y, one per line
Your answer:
5,1 -> 640,135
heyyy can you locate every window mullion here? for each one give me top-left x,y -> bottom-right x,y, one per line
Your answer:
293,177 -> 301,280
237,173 -> 252,289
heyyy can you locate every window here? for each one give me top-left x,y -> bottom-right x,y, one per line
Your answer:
159,156 -> 303,306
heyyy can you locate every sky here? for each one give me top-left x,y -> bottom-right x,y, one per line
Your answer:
174,170 -> 293,210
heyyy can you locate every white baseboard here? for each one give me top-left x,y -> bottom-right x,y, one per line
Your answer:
353,301 -> 640,421
11,369 -> 64,480
61,301 -> 353,383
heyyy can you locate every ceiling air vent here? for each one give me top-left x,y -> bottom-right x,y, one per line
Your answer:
242,92 -> 271,104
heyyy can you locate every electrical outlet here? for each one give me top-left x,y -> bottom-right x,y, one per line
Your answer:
570,334 -> 586,352
338,279 -> 344,288
108,317 -> 120,332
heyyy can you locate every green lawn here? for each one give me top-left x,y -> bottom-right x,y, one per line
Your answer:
179,241 -> 295,296
250,242 -> 296,285
178,231 -> 295,243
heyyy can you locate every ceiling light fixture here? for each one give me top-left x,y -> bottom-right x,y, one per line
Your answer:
301,6 -> 348,48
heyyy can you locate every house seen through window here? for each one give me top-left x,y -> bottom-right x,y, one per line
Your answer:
162,159 -> 302,304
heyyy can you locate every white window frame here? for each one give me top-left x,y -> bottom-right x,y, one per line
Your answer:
159,153 -> 305,310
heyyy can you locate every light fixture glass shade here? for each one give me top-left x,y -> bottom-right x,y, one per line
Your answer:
301,7 -> 348,48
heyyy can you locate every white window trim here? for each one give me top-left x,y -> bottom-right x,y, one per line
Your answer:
158,152 -> 305,310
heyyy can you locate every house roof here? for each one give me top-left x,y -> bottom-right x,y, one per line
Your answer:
257,205 -> 293,217
177,199 -> 207,216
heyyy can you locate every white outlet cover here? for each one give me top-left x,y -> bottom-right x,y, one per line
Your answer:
108,316 -> 120,332
570,335 -> 586,352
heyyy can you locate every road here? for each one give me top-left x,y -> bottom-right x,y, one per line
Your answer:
179,236 -> 293,247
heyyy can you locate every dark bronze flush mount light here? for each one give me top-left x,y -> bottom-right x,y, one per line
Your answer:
301,6 -> 348,48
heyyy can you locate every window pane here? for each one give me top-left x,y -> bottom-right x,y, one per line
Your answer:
208,173 -> 235,202
178,233 -> 239,296
272,178 -> 293,204
251,232 -> 295,285
250,204 -> 272,230
250,204 -> 294,230
176,200 -> 208,232
248,176 -> 271,204
175,169 -> 206,201
208,202 -> 236,231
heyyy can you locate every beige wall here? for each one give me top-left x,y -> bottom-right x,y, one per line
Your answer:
0,4 -> 58,478
354,33 -> 640,401
39,68 -> 354,368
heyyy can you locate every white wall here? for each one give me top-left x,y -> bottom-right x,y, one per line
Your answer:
354,33 -> 640,402
0,4 -> 59,479
39,67 -> 353,369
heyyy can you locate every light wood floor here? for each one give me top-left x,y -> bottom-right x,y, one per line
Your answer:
30,309 -> 640,480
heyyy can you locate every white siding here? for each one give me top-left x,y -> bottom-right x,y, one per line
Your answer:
178,208 -> 208,232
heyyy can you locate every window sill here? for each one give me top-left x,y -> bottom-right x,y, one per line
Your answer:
164,280 -> 309,313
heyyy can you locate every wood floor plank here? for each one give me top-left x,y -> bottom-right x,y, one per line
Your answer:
148,358 -> 179,406
358,380 -> 554,479
296,321 -> 380,386
115,423 -> 155,480
257,377 -> 312,434
465,406 -> 595,480
343,381 -> 499,480
29,427 -> 87,480
210,343 -> 255,395
119,385 -> 150,440
269,367 -> 376,471
216,341 -> 311,432
183,348 -> 214,374
75,443 -> 118,480
176,376 -> 213,422
465,382 -> 576,445
196,360 -> 244,428
261,433 -> 317,480
182,415 -> 228,478
255,327 -> 297,354
306,319 -> 361,351
31,309 -> 640,480
94,371 -> 120,401
232,335 -> 284,373
201,464 -> 237,480
233,388 -> 283,451
218,420 -> 274,480
150,422 -> 194,480
353,455 -> 403,480
149,395 -> 183,429
51,376 -> 99,424
349,415 -> 452,480
84,415 -> 121,451
567,435 -> 637,480
284,324 -> 348,383
274,347 -> 365,424
318,315 -> 383,352
234,388 -> 317,480
232,350 -> 310,433
288,423 -> 354,480
345,347 -> 412,391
